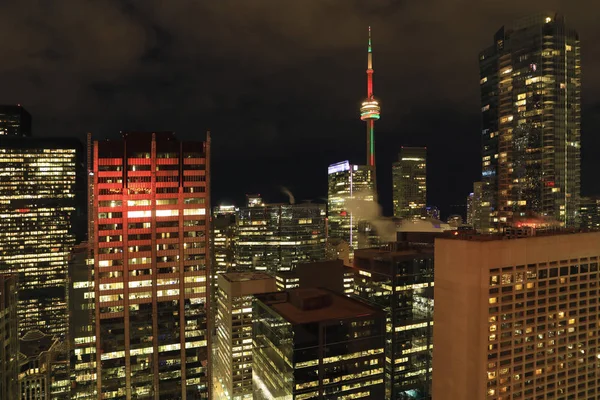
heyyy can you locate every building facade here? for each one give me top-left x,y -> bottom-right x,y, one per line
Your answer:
479,14 -> 581,230
353,241 -> 435,399
212,205 -> 238,274
327,160 -> 375,255
236,203 -> 326,274
392,147 -> 427,219
0,105 -> 32,136
467,181 -> 484,230
433,231 -> 600,399
0,274 -> 18,400
18,330 -> 69,400
253,288 -> 386,399
92,132 -> 211,399
68,243 -> 96,399
580,196 -> 600,230
0,137 -> 84,336
213,273 -> 276,400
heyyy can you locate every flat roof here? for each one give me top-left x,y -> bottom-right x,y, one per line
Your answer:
266,288 -> 379,325
439,229 -> 600,242
222,272 -> 274,283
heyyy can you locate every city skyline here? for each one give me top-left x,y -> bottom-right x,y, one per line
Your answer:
0,7 -> 598,399
0,4 -> 598,218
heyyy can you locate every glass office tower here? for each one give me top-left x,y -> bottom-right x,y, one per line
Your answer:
327,161 -> 374,255
479,14 -> 581,230
353,240 -> 435,399
392,147 -> 427,219
236,203 -> 326,274
0,137 -> 83,337
92,132 -> 210,399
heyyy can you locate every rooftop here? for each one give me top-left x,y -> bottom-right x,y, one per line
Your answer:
19,330 -> 56,358
262,288 -> 380,325
439,228 -> 600,242
222,272 -> 274,283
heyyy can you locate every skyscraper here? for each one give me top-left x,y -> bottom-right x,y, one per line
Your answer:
0,105 -> 32,136
392,147 -> 427,218
236,202 -> 326,274
253,288 -> 386,399
360,27 -> 381,191
353,239 -> 435,399
0,137 -> 84,336
213,272 -> 276,400
91,132 -> 210,399
327,160 -> 374,255
479,14 -> 581,229
0,274 -> 18,400
433,231 -> 600,399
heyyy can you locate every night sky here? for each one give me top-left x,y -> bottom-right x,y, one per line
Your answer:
1,1 -> 599,218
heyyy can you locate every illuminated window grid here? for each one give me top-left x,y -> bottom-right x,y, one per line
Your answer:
327,162 -> 374,256
93,133 -> 209,399
0,144 -> 79,337
486,257 -> 600,399
235,204 -> 326,274
214,292 -> 254,399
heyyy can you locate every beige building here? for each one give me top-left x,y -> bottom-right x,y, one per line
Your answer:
433,231 -> 600,399
213,272 -> 276,400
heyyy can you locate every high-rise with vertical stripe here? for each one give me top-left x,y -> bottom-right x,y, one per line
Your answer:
92,132 -> 211,399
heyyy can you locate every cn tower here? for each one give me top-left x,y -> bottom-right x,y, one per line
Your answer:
360,26 -> 380,189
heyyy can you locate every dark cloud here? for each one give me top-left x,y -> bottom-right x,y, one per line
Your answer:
0,0 -> 598,213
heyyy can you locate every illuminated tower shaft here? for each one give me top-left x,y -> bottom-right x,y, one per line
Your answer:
360,27 -> 380,186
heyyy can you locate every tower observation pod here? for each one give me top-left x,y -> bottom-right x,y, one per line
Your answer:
360,26 -> 380,188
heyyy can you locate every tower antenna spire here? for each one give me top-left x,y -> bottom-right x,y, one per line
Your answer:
360,26 -> 380,183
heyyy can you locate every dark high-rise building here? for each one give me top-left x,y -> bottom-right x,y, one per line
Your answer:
0,105 -> 32,137
68,243 -> 96,399
0,274 -> 18,400
236,202 -> 326,274
580,196 -> 600,230
479,14 -> 581,230
0,137 -> 84,336
91,132 -> 211,399
392,147 -> 427,218
253,288 -> 386,399
353,240 -> 435,399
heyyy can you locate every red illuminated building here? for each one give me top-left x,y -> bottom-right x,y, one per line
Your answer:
91,132 -> 211,399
